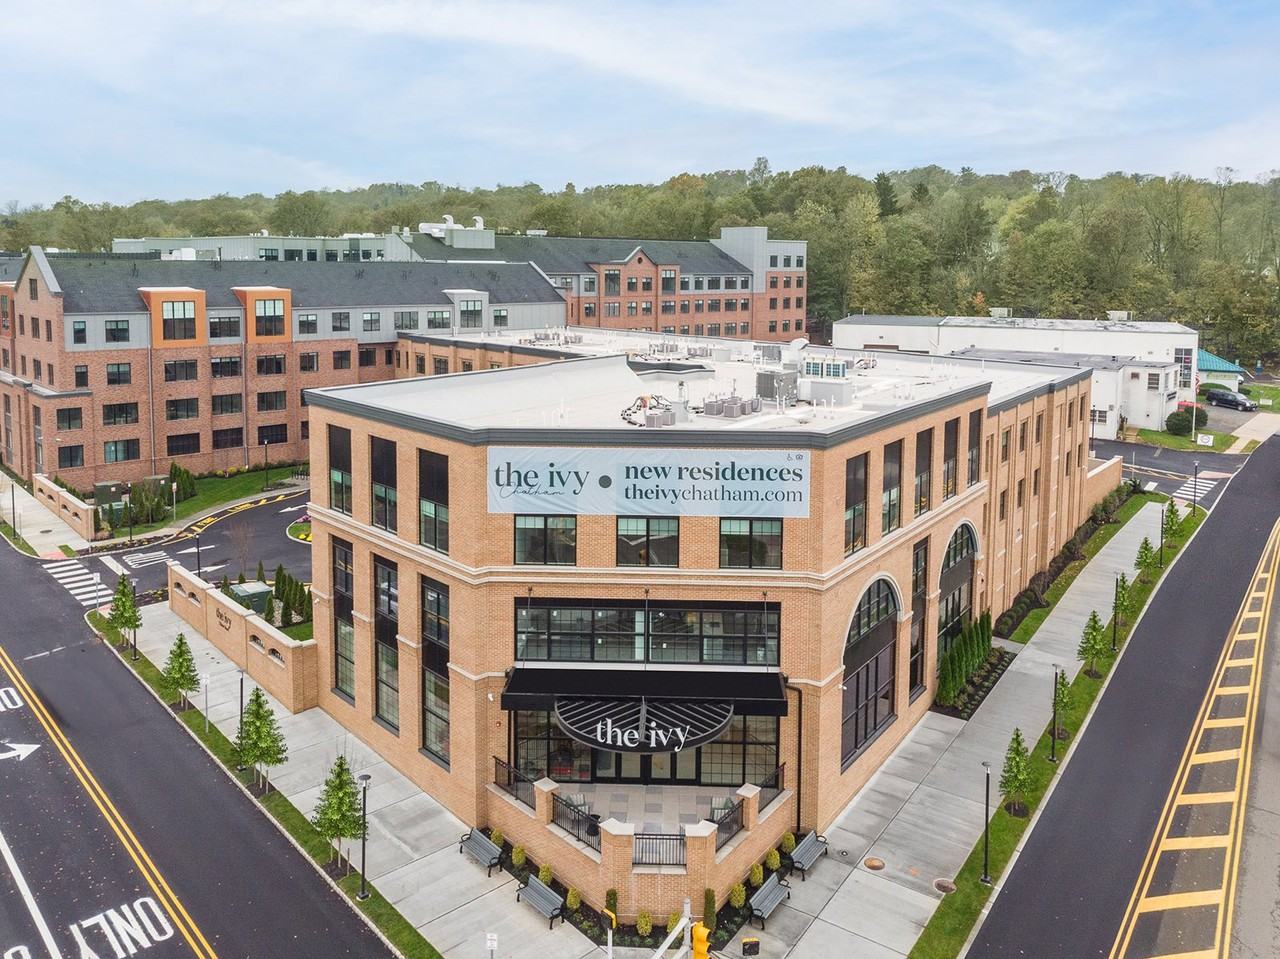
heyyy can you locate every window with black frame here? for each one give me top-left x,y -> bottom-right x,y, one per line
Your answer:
514,515 -> 577,565
421,576 -> 450,765
915,429 -> 933,516
845,453 -> 867,556
842,579 -> 898,768
328,425 -> 352,515
616,516 -> 678,566
882,440 -> 902,535
968,409 -> 982,485
370,436 -> 397,533
373,556 -> 399,730
332,537 -> 355,698
418,449 -> 449,553
910,539 -> 928,698
938,525 -> 976,657
942,418 -> 959,499
719,518 -> 781,569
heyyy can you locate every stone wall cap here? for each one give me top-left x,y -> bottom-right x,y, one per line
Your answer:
599,818 -> 634,837
684,821 -> 717,839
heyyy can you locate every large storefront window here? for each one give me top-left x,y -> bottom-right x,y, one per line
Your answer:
842,579 -> 898,768
939,525 -> 977,658
515,600 -> 780,666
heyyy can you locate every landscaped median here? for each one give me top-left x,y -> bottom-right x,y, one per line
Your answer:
84,609 -> 444,959
0,515 -> 35,555
908,502 -> 1206,959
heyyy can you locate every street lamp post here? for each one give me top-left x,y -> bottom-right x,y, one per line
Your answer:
262,441 -> 270,492
195,531 -> 202,578
236,668 -> 246,771
1192,460 -> 1200,516
1049,663 -> 1062,763
1111,575 -> 1120,653
129,578 -> 139,662
171,481 -> 178,523
980,761 -> 993,885
357,773 -> 372,900
1159,512 -> 1165,568
127,482 -> 134,544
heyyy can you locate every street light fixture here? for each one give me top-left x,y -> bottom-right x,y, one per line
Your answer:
127,481 -> 134,544
129,577 -> 139,662
1192,460 -> 1200,517
1111,574 -> 1120,653
236,667 -> 246,772
980,761 -> 993,885
357,773 -> 372,900
262,440 -> 270,493
1049,663 -> 1062,763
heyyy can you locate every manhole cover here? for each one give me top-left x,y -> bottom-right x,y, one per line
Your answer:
934,879 -> 956,894
864,857 -> 885,871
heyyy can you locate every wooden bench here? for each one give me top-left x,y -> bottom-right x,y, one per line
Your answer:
749,872 -> 790,930
790,830 -> 828,881
516,874 -> 565,929
458,830 -> 502,877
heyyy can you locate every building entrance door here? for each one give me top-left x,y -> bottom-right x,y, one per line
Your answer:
594,748 -> 699,784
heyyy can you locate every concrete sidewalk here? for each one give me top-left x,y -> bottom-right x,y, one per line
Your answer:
731,501 -> 1165,958
0,475 -> 88,556
135,602 -> 600,959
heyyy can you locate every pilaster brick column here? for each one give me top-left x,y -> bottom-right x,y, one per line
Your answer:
683,820 -> 717,898
534,778 -> 558,825
599,818 -> 635,912
736,783 -> 761,831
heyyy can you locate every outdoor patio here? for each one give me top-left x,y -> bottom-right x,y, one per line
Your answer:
568,782 -> 741,834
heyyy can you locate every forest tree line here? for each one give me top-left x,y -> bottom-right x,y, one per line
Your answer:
4,159 -> 1280,363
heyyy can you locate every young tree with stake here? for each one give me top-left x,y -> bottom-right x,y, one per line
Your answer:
311,755 -> 365,870
1135,537 -> 1157,582
1077,609 -> 1108,678
161,633 -> 201,709
1114,572 -> 1133,627
1053,669 -> 1073,740
999,727 -> 1033,817
248,688 -> 288,793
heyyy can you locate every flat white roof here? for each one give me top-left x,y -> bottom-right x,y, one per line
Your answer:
838,314 -> 1197,335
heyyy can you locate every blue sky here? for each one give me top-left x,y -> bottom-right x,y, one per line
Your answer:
4,0 -> 1276,205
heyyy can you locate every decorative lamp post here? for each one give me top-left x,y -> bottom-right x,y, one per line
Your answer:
1049,663 -> 1062,763
357,773 -> 372,900
981,761 -> 993,885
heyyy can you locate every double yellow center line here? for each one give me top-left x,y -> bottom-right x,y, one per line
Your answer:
1108,517 -> 1280,959
0,643 -> 216,958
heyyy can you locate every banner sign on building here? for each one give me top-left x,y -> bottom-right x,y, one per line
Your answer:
487,447 -> 811,517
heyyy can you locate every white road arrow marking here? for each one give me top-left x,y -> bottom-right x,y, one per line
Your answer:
197,564 -> 227,574
175,544 -> 216,555
278,504 -> 307,513
0,743 -> 39,762
100,556 -> 126,577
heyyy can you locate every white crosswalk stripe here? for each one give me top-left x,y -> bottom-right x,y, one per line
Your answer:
42,560 -> 114,607
1173,477 -> 1217,501
123,550 -> 170,569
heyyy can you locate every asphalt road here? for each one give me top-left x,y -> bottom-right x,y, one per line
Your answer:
970,436 -> 1280,959
0,502 -> 388,957
1091,438 -> 1245,509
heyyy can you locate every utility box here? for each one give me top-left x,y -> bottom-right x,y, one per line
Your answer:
95,482 -> 125,506
230,581 -> 274,615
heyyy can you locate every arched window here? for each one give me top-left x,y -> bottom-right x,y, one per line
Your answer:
943,524 -> 976,571
842,579 -> 899,768
939,525 -> 977,656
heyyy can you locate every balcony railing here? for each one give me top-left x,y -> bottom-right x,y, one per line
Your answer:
634,833 -> 686,866
552,792 -> 602,852
493,756 -> 535,810
714,798 -> 745,851
756,764 -> 785,812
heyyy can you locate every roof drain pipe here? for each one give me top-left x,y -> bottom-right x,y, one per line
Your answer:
785,677 -> 803,836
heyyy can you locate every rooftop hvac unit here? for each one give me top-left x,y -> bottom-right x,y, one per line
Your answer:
757,369 -> 799,406
989,307 -> 1012,318
645,411 -> 663,428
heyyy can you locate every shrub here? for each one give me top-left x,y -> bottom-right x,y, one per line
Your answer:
749,862 -> 764,888
538,863 -> 552,885
764,848 -> 781,871
666,911 -> 682,935
780,831 -> 796,855
703,888 -> 718,933
488,828 -> 503,849
636,911 -> 653,937
606,889 -> 618,915
1165,409 -> 1192,435
566,887 -> 581,911
729,882 -> 747,909
1192,405 -> 1209,428
510,845 -> 526,868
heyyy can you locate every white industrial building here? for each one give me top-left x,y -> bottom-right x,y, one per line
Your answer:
835,312 -> 1201,404
949,349 -> 1182,442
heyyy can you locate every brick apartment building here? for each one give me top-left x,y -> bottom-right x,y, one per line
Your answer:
0,248 -> 565,488
117,223 -> 810,342
301,330 -> 1108,918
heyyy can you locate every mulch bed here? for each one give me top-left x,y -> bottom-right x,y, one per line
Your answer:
930,648 -> 1017,721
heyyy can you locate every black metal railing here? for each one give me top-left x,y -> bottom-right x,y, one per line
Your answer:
634,832 -> 686,866
757,764 -> 785,811
714,799 -> 745,851
493,756 -> 535,810
552,793 -> 601,852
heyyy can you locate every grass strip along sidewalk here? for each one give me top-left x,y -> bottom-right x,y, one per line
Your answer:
86,610 -> 444,959
909,503 -> 1206,959
0,515 -> 36,555
1009,491 -> 1163,645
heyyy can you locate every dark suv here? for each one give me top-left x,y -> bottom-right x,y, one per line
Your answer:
1205,388 -> 1258,412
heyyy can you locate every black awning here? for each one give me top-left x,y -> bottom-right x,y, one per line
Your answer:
501,667 -> 788,717
556,697 -> 735,753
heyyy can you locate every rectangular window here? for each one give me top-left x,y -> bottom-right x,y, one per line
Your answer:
1016,478 -> 1025,509
256,391 -> 286,412
391,310 -> 418,331
1000,428 -> 1010,462
209,316 -> 240,338
211,394 -> 241,416
105,319 -> 130,343
58,445 -> 84,469
418,449 -> 449,553
164,359 -> 198,382
915,429 -> 933,516
845,453 -> 867,555
433,357 -> 448,375
103,438 -> 141,463
167,432 -> 200,456
56,407 -> 82,431
492,309 -> 508,327
371,436 -> 398,533
212,427 -> 243,450
1033,468 -> 1041,496
299,352 -> 318,373
358,348 -> 376,368
882,440 -> 902,535
942,418 -> 959,499
332,350 -> 351,370
1035,412 -> 1044,444
165,398 -> 198,420
331,311 -> 351,332
421,576 -> 450,764
641,277 -> 653,292
616,516 -> 679,567
256,354 -> 285,376
459,300 -> 483,328
719,518 -> 782,569
362,311 -> 381,332
258,248 -> 278,261
515,515 -> 577,565
999,490 -> 1007,520
1147,372 -> 1160,391
415,355 -> 426,374
257,423 -> 288,445
102,402 -> 138,426
373,557 -> 400,730
909,538 -> 928,695
328,425 -> 352,515
72,320 -> 86,344
603,270 -> 621,296
297,313 -> 318,335
105,361 -> 132,385
1174,347 -> 1194,388
161,301 -> 197,340
254,299 -> 285,336
211,356 -> 241,378
1019,420 -> 1028,452
968,409 -> 982,486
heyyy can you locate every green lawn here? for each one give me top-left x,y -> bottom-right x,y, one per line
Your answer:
910,507 -> 1205,959
1240,383 -> 1280,407
85,610 -> 443,959
118,469 -> 297,536
1137,428 -> 1235,452
282,621 -> 314,642
0,516 -> 35,555
287,521 -> 312,542
1008,491 -> 1163,645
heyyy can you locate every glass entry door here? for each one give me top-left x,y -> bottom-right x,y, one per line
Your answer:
594,748 -> 699,784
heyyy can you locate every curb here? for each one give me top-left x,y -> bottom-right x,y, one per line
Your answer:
958,489 -> 1229,958
84,609 -> 406,959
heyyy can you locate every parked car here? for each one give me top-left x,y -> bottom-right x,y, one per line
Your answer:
1205,388 -> 1258,411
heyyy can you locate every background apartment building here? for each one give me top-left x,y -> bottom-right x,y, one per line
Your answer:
300,331 -> 1102,919
0,248 -> 565,487
115,223 -> 809,342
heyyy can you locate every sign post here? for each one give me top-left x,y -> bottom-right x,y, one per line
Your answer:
485,932 -> 498,958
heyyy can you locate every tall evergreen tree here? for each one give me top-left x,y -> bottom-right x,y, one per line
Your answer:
873,172 -> 900,218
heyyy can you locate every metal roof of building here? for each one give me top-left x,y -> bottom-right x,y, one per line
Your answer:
1197,348 -> 1246,374
409,233 -> 751,275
